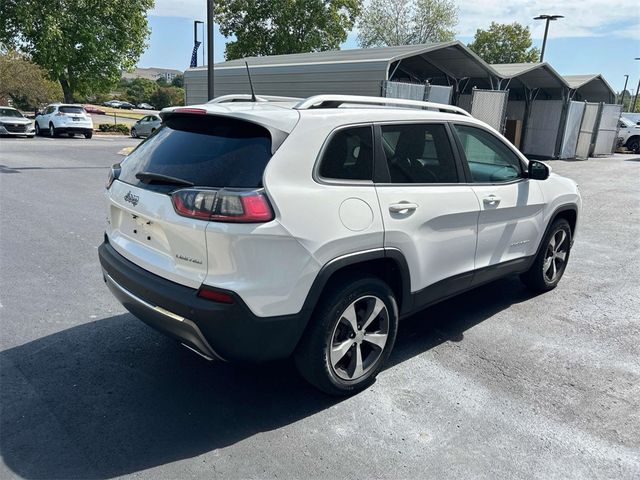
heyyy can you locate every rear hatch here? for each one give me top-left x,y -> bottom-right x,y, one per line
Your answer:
106,112 -> 278,288
59,106 -> 91,125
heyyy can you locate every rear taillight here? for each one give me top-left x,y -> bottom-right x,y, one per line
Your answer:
171,188 -> 274,223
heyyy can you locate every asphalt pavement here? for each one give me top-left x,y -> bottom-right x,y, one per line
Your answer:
0,136 -> 639,479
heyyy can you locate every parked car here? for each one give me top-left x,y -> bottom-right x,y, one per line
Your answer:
99,94 -> 581,395
618,117 -> 640,153
118,101 -> 135,110
130,114 -> 161,138
0,106 -> 35,137
621,112 -> 640,126
35,104 -> 93,138
137,103 -> 155,110
84,104 -> 106,115
103,100 -> 122,108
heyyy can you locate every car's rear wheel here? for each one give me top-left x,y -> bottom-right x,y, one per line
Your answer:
49,123 -> 57,137
34,122 -> 41,136
294,275 -> 398,395
84,131 -> 93,139
521,218 -> 571,292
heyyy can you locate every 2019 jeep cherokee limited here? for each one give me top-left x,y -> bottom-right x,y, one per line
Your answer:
99,94 -> 581,395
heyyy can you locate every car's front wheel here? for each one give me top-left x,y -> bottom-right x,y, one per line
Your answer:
627,137 -> 639,154
521,218 -> 571,292
131,127 -> 138,138
294,276 -> 398,395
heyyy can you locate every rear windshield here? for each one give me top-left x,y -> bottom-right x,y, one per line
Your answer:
118,115 -> 272,190
59,106 -> 85,114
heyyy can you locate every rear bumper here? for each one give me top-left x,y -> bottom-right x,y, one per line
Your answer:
55,126 -> 93,134
98,240 -> 309,362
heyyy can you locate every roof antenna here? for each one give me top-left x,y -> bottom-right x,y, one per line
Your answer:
244,61 -> 257,102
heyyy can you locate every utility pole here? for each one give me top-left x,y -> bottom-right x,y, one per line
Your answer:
621,74 -> 629,110
533,14 -> 564,62
207,0 -> 215,100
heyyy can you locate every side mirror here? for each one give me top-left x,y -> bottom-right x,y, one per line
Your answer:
527,160 -> 550,180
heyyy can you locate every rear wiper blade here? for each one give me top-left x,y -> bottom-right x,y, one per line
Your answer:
135,172 -> 194,186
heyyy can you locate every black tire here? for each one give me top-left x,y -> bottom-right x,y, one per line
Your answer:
294,275 -> 398,396
131,127 -> 138,138
84,131 -> 93,139
34,122 -> 41,136
520,218 -> 572,292
627,137 -> 639,154
49,123 -> 57,137
68,132 -> 75,138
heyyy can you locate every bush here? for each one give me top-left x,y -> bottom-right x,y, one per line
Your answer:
98,123 -> 130,134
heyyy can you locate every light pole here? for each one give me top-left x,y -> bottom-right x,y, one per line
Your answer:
207,0 -> 214,100
633,58 -> 640,113
193,20 -> 204,67
621,74 -> 629,109
533,14 -> 564,62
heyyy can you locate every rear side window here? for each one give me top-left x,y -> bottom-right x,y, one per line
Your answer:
118,115 -> 272,190
59,106 -> 85,114
380,123 -> 458,183
318,126 -> 373,181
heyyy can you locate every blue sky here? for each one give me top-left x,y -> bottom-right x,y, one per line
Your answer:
139,1 -> 640,93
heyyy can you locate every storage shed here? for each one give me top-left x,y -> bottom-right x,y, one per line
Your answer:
563,74 -> 616,103
183,41 -> 499,106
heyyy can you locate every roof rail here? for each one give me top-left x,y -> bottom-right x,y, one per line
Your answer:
208,94 -> 302,104
293,94 -> 471,116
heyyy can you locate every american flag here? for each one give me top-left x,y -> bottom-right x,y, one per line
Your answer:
190,41 -> 201,68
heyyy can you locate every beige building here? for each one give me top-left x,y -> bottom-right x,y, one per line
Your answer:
122,67 -> 182,83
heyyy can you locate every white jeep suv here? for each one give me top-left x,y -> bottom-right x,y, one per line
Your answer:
35,103 -> 93,138
99,95 -> 581,395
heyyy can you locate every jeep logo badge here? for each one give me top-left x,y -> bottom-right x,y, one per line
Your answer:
124,191 -> 139,206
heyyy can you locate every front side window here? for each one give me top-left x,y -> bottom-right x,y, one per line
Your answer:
454,124 -> 522,183
380,123 -> 458,183
318,126 -> 373,181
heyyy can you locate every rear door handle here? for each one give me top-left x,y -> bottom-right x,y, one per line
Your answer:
482,195 -> 501,206
389,202 -> 418,214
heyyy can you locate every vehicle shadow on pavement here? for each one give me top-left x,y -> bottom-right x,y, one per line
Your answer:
0,278 -> 537,479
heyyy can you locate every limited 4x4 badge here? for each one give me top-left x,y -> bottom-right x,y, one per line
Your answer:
124,191 -> 139,206
175,254 -> 203,265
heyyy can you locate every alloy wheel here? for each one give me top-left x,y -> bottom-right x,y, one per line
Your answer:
329,295 -> 389,381
49,125 -> 55,137
543,229 -> 568,283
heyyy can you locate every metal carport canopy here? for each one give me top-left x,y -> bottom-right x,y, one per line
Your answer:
184,41 -> 500,101
563,74 -> 616,103
491,62 -> 569,91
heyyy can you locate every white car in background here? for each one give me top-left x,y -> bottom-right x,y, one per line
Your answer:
0,106 -> 35,137
35,104 -> 94,138
618,117 -> 640,153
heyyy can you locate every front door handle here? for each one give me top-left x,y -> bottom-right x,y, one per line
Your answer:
389,202 -> 418,214
483,195 -> 501,206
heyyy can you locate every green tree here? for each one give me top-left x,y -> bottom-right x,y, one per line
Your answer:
468,22 -> 540,64
1,0 -> 154,102
126,78 -> 158,104
155,76 -> 168,87
150,86 -> 184,109
0,50 -> 62,109
214,0 -> 362,60
358,0 -> 457,48
171,74 -> 184,88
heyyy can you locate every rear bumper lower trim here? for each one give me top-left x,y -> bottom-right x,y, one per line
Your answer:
103,271 -> 225,361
